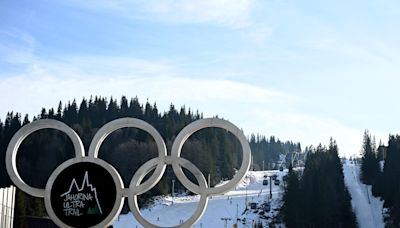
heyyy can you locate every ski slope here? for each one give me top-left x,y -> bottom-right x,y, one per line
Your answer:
114,161 -> 386,228
114,170 -> 287,228
343,160 -> 384,228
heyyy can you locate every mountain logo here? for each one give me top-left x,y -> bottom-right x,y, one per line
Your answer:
60,171 -> 103,217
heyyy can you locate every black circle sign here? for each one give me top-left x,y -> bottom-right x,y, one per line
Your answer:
49,162 -> 117,228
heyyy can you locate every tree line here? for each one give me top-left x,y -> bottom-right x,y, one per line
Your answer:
249,134 -> 301,171
282,139 -> 357,228
360,130 -> 400,227
0,96 -> 300,226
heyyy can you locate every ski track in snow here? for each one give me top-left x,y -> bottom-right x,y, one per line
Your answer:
343,160 -> 384,228
114,170 -> 288,228
114,161 -> 384,228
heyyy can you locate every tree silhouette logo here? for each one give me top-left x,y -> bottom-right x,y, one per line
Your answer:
60,171 -> 103,217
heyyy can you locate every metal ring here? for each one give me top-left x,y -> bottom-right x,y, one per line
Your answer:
128,157 -> 209,228
5,119 -> 85,197
170,118 -> 251,196
88,118 -> 167,195
6,117 -> 251,228
44,157 -> 124,228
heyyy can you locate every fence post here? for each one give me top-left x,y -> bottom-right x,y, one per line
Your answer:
0,187 -> 16,228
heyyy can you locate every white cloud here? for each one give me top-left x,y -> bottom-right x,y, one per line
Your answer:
1,53 -> 386,159
65,0 -> 256,28
143,0 -> 256,27
242,25 -> 273,45
246,109 -> 388,158
0,29 -> 36,65
35,55 -> 176,79
304,28 -> 400,69
0,54 -> 366,158
0,63 -> 291,120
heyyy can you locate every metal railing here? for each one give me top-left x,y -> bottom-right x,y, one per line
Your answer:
0,186 -> 16,228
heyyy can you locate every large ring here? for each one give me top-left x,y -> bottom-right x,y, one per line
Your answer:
5,117 -> 251,228
5,119 -> 85,197
128,157 -> 209,228
171,118 -> 251,196
44,157 -> 124,228
88,117 -> 167,196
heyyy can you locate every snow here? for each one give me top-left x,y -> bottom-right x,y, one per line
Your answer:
343,160 -> 384,228
113,161 -> 385,228
113,170 -> 288,228
379,160 -> 384,172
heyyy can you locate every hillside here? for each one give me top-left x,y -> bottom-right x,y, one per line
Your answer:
114,169 -> 288,227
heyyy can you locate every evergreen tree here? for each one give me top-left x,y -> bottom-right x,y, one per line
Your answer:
282,164 -> 301,227
119,96 -> 129,117
128,96 -> 143,119
0,95 -> 301,219
56,101 -> 63,120
377,135 -> 400,226
282,140 -> 356,228
360,130 -> 380,185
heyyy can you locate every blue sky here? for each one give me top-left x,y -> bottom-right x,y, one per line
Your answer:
1,0 -> 400,157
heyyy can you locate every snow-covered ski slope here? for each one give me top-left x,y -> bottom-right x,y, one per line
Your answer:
343,160 -> 384,228
114,161 -> 385,228
114,170 -> 287,228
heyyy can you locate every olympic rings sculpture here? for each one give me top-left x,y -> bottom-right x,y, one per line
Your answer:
6,117 -> 251,228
